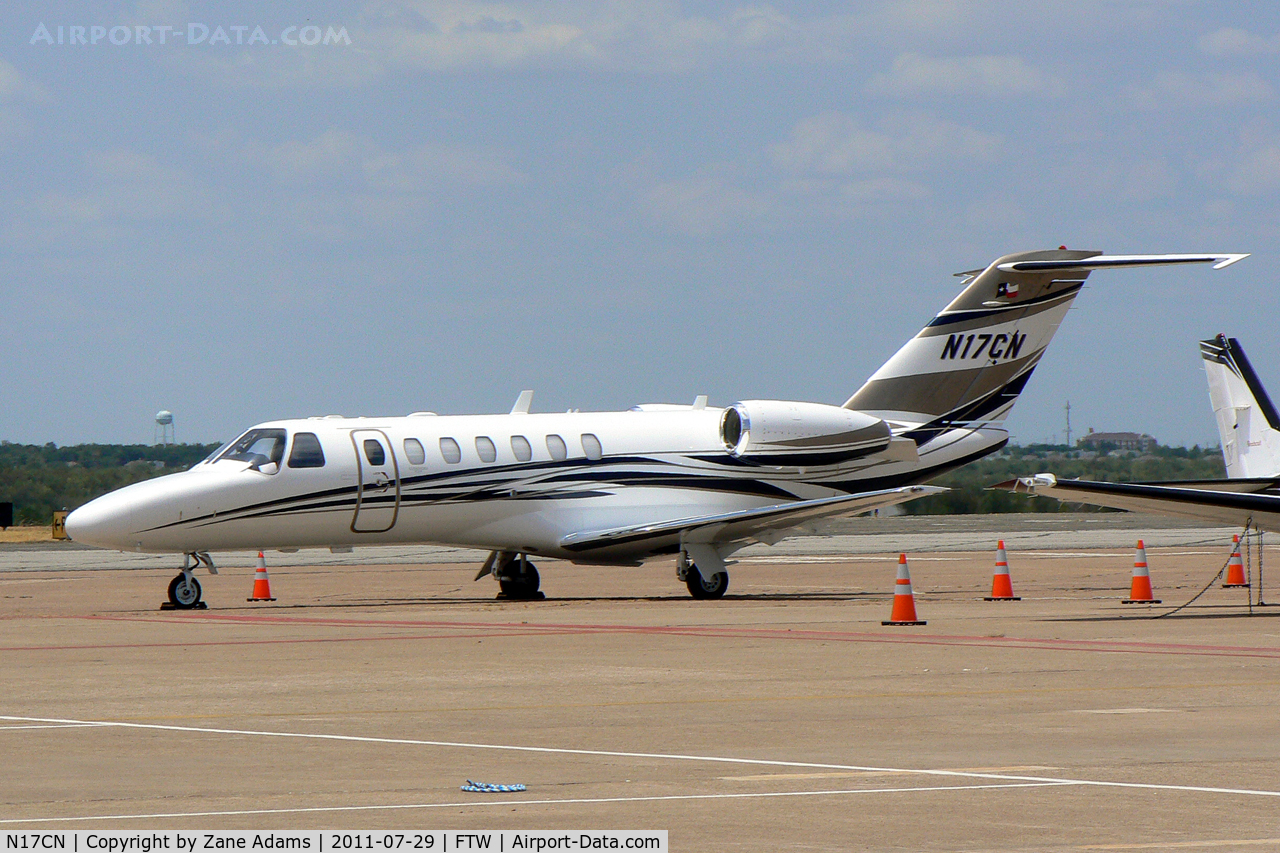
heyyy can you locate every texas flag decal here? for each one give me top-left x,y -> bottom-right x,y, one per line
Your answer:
996,281 -> 1019,298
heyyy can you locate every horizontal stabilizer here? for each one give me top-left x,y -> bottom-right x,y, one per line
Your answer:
996,253 -> 1248,273
560,485 -> 945,554
992,474 -> 1280,529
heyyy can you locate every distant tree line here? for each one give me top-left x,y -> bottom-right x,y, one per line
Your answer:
0,439 -> 1230,525
0,442 -> 220,525
901,443 -> 1228,515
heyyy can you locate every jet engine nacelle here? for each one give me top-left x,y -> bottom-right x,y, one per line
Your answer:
720,400 -> 892,464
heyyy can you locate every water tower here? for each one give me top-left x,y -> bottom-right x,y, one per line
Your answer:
154,410 -> 175,446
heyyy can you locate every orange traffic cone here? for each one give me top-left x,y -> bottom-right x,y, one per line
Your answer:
985,540 -> 1021,601
883,553 -> 926,626
1122,540 -> 1161,604
247,551 -> 276,602
1223,535 -> 1249,588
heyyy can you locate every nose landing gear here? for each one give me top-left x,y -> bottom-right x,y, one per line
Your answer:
495,554 -> 544,600
167,572 -> 203,608
162,552 -> 216,610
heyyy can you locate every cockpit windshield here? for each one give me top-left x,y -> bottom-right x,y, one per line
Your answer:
200,440 -> 232,465
215,428 -> 287,468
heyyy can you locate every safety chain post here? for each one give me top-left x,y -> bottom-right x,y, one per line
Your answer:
1258,527 -> 1267,606
1245,522 -> 1254,616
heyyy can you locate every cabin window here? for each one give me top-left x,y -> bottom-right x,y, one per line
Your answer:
546,434 -> 567,461
217,428 -> 287,468
476,436 -> 497,463
581,433 -> 603,460
287,432 -> 326,468
403,438 -> 426,465
440,437 -> 462,464
511,435 -> 532,462
363,439 -> 386,466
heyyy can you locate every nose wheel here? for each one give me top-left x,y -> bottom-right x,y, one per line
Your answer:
167,573 -> 204,608
162,552 -> 214,610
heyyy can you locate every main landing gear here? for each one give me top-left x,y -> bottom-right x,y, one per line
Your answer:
495,554 -> 545,601
676,552 -> 729,600
163,552 -> 216,610
685,566 -> 729,599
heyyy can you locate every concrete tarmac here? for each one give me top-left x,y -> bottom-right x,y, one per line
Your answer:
2,515 -> 1279,850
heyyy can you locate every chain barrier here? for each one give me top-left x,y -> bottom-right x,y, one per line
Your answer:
1154,520 -> 1254,619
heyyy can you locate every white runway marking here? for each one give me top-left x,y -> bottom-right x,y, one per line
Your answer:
1082,840 -> 1280,850
0,723 -> 104,731
3,713 -> 1279,803
1073,707 -> 1176,714
0,781 -> 1075,824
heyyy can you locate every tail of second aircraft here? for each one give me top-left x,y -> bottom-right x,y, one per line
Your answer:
1201,334 -> 1280,478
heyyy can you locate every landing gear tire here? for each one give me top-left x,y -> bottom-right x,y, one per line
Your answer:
686,566 -> 728,600
167,573 -> 203,609
497,561 -> 544,600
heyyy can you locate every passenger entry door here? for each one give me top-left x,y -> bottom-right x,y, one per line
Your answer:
350,429 -> 400,532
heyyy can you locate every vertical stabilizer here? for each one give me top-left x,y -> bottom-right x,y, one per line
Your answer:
1200,334 -> 1280,478
844,249 -> 1099,440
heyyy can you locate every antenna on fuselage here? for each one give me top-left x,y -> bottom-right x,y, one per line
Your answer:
510,390 -> 534,415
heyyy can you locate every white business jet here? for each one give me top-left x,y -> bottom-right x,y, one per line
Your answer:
66,249 -> 1245,607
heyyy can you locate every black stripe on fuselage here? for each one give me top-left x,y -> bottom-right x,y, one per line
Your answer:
825,436 -> 1008,494
137,430 -> 1003,537
136,454 -> 807,533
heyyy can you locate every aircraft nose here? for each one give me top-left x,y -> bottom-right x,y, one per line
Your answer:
65,493 -> 136,550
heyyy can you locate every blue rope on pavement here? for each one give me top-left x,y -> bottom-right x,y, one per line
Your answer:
461,780 -> 527,793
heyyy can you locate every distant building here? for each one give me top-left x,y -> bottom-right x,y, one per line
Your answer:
1077,428 -> 1157,452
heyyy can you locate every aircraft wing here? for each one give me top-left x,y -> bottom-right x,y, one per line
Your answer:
559,484 -> 945,556
993,474 -> 1280,529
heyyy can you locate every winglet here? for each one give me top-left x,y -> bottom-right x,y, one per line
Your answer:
510,390 -> 534,415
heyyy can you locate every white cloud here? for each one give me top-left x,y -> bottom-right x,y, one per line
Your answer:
363,3 -> 830,75
1198,27 -> 1280,57
635,110 -> 997,235
872,0 -> 968,33
0,58 -> 48,102
867,52 -> 1063,98
1129,71 -> 1272,109
265,128 -> 525,189
377,8 -> 590,72
770,111 -> 1001,176
37,150 -> 218,225
1225,141 -> 1280,196
769,113 -> 894,175
114,3 -> 819,86
639,171 -> 771,235
0,58 -> 48,152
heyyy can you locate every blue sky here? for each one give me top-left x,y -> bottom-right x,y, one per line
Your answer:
1,2 -> 1276,447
